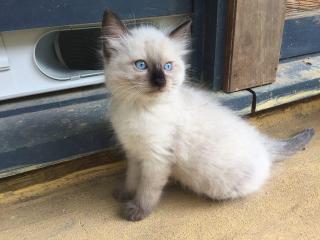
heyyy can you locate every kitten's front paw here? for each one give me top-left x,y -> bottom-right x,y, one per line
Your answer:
112,187 -> 134,202
122,201 -> 150,221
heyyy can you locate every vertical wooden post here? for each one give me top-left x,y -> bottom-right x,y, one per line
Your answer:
223,0 -> 286,92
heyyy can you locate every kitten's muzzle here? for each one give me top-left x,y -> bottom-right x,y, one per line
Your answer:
150,65 -> 166,90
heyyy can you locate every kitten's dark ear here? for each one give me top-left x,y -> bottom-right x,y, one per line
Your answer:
169,20 -> 192,40
101,10 -> 127,39
101,10 -> 127,59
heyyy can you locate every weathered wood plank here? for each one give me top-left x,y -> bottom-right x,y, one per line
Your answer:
286,0 -> 320,19
224,0 -> 286,92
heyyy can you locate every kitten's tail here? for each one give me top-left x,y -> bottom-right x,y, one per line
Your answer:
269,128 -> 315,161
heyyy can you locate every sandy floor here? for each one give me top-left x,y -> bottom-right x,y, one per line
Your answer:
0,100 -> 319,240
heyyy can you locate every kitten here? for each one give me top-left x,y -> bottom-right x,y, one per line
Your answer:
101,10 -> 315,221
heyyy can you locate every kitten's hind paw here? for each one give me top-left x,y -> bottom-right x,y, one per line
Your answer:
112,187 -> 134,202
122,201 -> 150,221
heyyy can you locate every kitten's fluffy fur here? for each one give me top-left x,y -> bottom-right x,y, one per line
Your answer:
101,10 -> 315,221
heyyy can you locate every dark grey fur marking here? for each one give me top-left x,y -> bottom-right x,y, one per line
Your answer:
169,19 -> 192,39
113,186 -> 135,202
149,63 -> 166,88
279,128 -> 315,157
101,10 -> 128,59
122,200 -> 150,221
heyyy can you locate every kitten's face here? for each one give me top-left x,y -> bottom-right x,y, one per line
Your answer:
101,11 -> 191,102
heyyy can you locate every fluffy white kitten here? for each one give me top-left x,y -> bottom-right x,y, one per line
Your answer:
101,10 -> 315,221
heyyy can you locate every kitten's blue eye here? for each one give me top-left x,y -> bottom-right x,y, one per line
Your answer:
164,62 -> 173,71
134,60 -> 147,70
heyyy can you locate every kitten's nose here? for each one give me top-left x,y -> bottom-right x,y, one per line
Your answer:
150,65 -> 166,89
152,77 -> 166,88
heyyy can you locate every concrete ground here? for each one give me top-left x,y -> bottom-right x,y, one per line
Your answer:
0,98 -> 319,240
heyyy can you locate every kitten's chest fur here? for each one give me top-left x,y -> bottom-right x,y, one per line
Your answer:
110,100 -> 178,161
